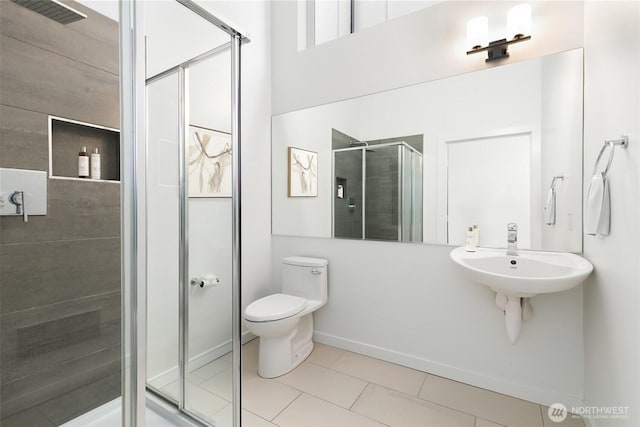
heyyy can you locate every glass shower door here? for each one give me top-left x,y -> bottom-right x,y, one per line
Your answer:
184,43 -> 234,427
333,149 -> 364,239
143,2 -> 238,426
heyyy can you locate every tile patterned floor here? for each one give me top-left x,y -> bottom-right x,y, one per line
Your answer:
161,339 -> 585,427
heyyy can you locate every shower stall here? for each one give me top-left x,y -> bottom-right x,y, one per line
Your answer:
333,141 -> 423,242
0,0 -> 245,426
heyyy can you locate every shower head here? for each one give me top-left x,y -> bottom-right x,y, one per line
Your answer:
11,0 -> 87,24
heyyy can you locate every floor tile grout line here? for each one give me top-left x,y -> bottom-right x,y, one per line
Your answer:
272,359 -> 371,399
269,369 -> 367,412
325,349 -> 428,387
329,346 -> 429,374
356,380 -> 500,426
346,385 -> 393,427
328,347 -> 347,369
326,361 -> 426,396
325,345 -> 546,412
267,390 -> 304,423
413,394 -> 514,426
286,390 -> 392,427
348,381 -> 370,411
418,373 -> 429,397
241,357 -> 385,426
242,408 -> 278,426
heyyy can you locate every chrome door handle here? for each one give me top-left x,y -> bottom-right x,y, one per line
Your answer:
311,269 -> 322,275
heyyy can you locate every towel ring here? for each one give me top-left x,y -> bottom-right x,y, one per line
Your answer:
592,135 -> 629,177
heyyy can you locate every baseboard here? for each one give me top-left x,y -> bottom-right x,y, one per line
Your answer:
313,331 -> 584,409
149,331 -> 255,389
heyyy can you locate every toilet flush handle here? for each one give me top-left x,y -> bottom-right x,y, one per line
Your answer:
311,268 -> 322,275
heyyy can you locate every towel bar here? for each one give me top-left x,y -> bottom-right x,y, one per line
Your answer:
592,135 -> 629,177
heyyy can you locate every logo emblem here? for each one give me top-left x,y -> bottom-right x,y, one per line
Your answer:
548,403 -> 568,423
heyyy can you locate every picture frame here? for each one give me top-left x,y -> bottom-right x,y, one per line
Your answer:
188,125 -> 232,198
288,146 -> 318,197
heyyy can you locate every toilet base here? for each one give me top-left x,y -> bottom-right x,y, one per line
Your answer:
258,314 -> 314,378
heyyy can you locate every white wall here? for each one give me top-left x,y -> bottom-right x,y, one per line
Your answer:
187,51 -> 233,366
273,1 -> 583,115
583,2 -> 640,426
76,0 -> 119,22
200,0 -> 276,319
144,1 -> 229,77
272,0 -> 586,407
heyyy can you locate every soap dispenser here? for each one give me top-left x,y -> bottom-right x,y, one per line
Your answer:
472,224 -> 480,248
465,226 -> 477,252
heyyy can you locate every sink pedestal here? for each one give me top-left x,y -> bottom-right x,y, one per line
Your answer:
495,294 -> 533,344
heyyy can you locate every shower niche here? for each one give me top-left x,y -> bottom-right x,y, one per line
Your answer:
332,129 -> 423,242
48,116 -> 121,182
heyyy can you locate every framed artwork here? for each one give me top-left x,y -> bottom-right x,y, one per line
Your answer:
288,147 -> 318,197
188,125 -> 232,197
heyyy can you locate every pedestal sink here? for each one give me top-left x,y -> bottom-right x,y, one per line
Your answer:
450,247 -> 593,343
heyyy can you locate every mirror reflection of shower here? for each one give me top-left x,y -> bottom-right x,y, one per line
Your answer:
332,129 -> 423,242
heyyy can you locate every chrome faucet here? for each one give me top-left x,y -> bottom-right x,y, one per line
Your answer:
507,223 -> 518,256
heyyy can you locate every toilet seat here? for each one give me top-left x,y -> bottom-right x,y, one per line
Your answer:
245,294 -> 306,322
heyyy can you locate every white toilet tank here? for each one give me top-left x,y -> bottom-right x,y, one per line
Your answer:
282,257 -> 328,303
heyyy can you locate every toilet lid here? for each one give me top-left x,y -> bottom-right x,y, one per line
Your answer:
245,294 -> 307,322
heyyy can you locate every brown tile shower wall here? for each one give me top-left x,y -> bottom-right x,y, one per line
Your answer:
0,1 -> 121,424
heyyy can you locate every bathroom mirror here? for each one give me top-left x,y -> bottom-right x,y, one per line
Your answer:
272,48 -> 583,252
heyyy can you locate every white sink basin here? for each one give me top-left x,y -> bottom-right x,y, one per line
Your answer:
450,247 -> 593,297
450,247 -> 593,343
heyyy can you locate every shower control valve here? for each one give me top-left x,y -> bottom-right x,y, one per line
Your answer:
9,191 -> 28,222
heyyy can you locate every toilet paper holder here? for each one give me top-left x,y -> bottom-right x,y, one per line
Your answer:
190,274 -> 220,288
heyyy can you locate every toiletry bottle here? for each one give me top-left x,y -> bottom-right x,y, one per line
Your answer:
472,224 -> 480,248
465,226 -> 477,252
78,146 -> 89,178
90,147 -> 101,180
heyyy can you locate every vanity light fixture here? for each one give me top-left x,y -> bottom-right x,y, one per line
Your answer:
466,4 -> 532,62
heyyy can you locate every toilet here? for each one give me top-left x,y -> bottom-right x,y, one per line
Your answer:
244,256 -> 328,378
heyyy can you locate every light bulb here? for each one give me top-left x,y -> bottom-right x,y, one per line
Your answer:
466,16 -> 488,50
507,4 -> 532,40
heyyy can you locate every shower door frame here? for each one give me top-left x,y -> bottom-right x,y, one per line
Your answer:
119,1 -> 248,426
